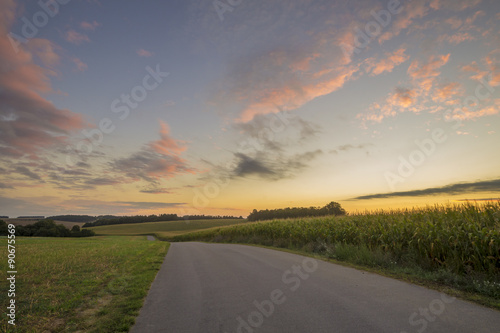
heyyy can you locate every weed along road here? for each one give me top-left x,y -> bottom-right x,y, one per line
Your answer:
131,243 -> 500,333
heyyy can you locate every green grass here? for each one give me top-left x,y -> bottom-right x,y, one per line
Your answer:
0,236 -> 169,332
88,218 -> 247,238
170,203 -> 500,309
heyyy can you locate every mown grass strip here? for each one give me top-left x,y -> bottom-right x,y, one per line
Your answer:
88,218 -> 247,236
0,236 -> 169,332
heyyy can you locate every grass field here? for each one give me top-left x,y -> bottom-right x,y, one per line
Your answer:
88,218 -> 247,238
171,203 -> 500,308
0,236 -> 168,332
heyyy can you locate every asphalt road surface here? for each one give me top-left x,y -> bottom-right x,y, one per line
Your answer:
131,242 -> 500,333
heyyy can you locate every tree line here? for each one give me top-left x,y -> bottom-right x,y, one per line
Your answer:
0,220 -> 95,237
247,202 -> 347,221
47,215 -> 98,222
82,214 -> 243,228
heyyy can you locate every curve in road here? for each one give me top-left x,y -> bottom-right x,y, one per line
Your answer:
132,242 -> 500,333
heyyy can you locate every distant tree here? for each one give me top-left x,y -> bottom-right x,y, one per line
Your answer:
322,201 -> 347,216
79,229 -> 95,237
48,215 -> 96,223
247,202 -> 347,221
12,219 -> 94,238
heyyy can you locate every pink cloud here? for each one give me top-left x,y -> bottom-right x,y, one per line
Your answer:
358,87 -> 422,124
137,49 -> 154,57
80,20 -> 100,31
432,82 -> 464,103
0,1 -> 86,158
485,51 -> 500,87
392,87 -> 416,108
369,48 -> 409,76
378,0 -> 429,43
112,122 -> 195,182
65,30 -> 90,44
238,65 -> 359,122
445,17 -> 462,29
408,54 -> 450,80
439,32 -> 475,45
149,121 -> 187,155
405,54 -> 451,96
25,39 -> 60,67
461,60 -> 489,81
72,57 -> 88,72
358,54 -> 454,124
449,99 -> 500,120
461,61 -> 480,72
429,0 -> 482,11
289,53 -> 320,72
461,51 -> 500,86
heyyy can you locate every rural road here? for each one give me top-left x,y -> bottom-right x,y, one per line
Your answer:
131,242 -> 500,333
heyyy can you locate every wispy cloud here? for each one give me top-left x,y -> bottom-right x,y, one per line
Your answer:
25,39 -> 60,67
84,177 -> 123,186
80,20 -> 100,31
236,65 -> 359,122
431,82 -> 463,103
429,0 -> 482,12
449,98 -> 500,120
407,54 -> 451,81
366,48 -> 410,76
210,109 -> 323,181
111,121 -> 194,184
149,121 -> 186,155
0,196 -> 185,215
65,30 -> 90,44
330,143 -> 374,155
14,166 -> 42,181
231,149 -> 323,180
201,1 -> 368,123
140,188 -> 172,194
233,113 -> 321,152
352,178 -> 500,200
358,54 -> 452,124
378,0 -> 429,43
72,57 -> 88,72
137,49 -> 154,57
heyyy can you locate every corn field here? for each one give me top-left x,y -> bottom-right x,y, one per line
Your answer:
172,203 -> 500,278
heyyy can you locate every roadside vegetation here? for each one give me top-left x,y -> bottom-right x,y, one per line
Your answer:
0,236 -> 168,332
170,203 -> 500,308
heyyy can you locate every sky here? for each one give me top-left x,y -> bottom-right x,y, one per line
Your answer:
0,0 -> 499,218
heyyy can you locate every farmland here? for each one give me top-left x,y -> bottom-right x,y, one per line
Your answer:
3,218 -> 85,229
171,203 -> 500,307
0,236 -> 168,332
87,218 -> 247,238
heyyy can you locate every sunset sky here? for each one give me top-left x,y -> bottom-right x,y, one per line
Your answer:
1,0 -> 499,217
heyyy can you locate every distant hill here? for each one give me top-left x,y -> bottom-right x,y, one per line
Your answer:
83,214 -> 243,228
47,215 -> 97,223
